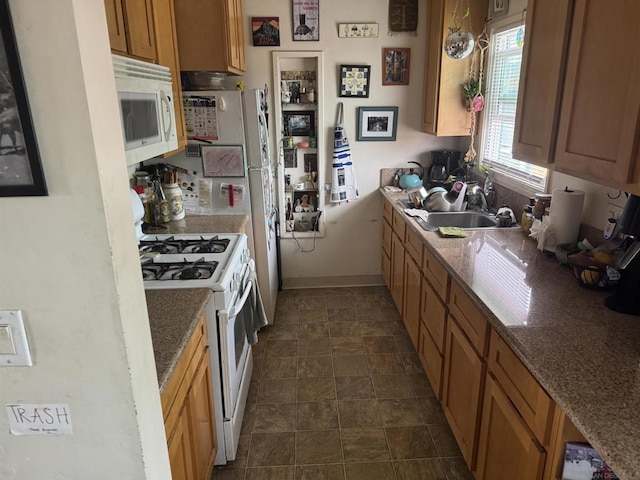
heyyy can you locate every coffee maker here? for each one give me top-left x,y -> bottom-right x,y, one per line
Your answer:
605,194 -> 640,315
428,150 -> 461,189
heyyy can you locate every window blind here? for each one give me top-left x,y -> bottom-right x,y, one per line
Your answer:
481,24 -> 548,192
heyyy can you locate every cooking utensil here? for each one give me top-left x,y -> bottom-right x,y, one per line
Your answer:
424,182 -> 467,212
407,186 -> 428,208
397,161 -> 425,189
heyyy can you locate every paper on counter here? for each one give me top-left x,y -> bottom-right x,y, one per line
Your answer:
176,169 -> 213,215
404,208 -> 429,222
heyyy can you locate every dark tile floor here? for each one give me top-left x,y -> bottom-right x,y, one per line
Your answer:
212,286 -> 474,480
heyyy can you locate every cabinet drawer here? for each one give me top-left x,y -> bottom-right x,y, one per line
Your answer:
392,208 -> 406,237
488,330 -> 555,446
383,198 -> 393,223
421,278 -> 447,353
404,225 -> 423,265
382,218 -> 392,257
418,321 -> 444,399
448,280 -> 489,356
422,248 -> 449,300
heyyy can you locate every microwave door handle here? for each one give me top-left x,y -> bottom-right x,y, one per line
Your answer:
161,93 -> 173,140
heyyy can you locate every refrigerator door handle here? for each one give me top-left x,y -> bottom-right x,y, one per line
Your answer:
247,166 -> 264,171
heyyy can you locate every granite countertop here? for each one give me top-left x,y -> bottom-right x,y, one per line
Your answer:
381,188 -> 640,480
145,288 -> 212,393
143,214 -> 249,235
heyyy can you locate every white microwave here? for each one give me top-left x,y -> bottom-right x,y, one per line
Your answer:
112,54 -> 178,166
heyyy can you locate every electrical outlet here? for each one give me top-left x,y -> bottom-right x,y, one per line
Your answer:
607,204 -> 623,221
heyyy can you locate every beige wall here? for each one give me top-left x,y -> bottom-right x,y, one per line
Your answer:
0,1 -> 169,478
237,0 -> 461,286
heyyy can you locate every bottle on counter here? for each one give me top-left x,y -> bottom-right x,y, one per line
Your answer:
144,182 -> 161,226
163,182 -> 185,221
155,180 -> 171,224
521,205 -> 535,232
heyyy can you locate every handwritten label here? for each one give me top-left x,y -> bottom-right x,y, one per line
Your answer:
6,403 -> 73,435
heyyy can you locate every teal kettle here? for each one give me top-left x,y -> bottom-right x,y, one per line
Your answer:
397,161 -> 425,189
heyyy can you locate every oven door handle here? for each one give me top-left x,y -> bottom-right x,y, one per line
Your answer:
224,277 -> 253,319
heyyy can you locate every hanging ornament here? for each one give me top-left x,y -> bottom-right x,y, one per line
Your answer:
444,1 -> 474,59
463,23 -> 490,165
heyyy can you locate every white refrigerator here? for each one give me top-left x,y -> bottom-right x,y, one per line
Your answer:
182,89 -> 279,324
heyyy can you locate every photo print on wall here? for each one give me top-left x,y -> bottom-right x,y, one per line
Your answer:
292,0 -> 319,41
252,17 -> 280,46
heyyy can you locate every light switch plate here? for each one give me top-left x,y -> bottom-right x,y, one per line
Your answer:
338,23 -> 379,38
0,310 -> 32,367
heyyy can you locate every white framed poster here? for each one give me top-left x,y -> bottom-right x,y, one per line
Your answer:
292,0 -> 319,41
201,145 -> 245,177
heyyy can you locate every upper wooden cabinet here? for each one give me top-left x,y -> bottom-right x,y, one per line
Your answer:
514,0 -> 640,192
174,0 -> 246,75
105,0 -> 157,62
512,0 -> 571,165
422,0 -> 488,136
554,0 -> 640,187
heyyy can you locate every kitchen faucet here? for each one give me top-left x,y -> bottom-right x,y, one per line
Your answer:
467,184 -> 489,212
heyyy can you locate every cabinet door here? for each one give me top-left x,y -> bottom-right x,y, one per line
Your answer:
186,348 -> 217,480
382,218 -> 392,257
402,254 -> 422,348
104,0 -> 128,54
390,231 -> 405,312
382,251 -> 391,289
152,0 -> 186,153
122,0 -> 157,61
476,375 -> 546,480
554,0 -> 640,185
421,278 -> 447,353
512,0 -> 571,165
167,404 -> 195,480
418,320 -> 444,399
442,317 -> 486,469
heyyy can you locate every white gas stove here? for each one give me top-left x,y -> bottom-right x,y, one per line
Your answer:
139,233 -> 251,310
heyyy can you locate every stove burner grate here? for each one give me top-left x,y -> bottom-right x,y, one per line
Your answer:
139,235 -> 231,255
141,257 -> 218,281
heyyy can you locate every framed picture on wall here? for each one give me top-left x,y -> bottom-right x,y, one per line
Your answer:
382,48 -> 410,85
201,145 -> 245,177
252,17 -> 280,46
283,111 -> 315,137
0,0 -> 47,196
357,106 -> 399,141
339,65 -> 371,97
292,0 -> 319,41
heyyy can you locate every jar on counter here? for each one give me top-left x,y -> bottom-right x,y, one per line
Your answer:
533,193 -> 552,219
521,205 -> 534,232
163,182 -> 185,221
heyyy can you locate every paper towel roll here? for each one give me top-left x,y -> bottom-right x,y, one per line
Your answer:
548,187 -> 585,250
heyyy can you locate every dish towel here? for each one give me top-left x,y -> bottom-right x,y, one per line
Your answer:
245,269 -> 268,345
331,103 -> 359,203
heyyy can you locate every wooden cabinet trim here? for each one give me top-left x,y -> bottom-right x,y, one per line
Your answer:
488,330 -> 555,446
105,0 -> 128,54
392,208 -> 406,237
476,374 -> 547,480
448,281 -> 489,356
390,231 -> 405,311
382,250 -> 391,288
122,0 -> 157,61
421,277 -> 447,353
382,198 -> 393,223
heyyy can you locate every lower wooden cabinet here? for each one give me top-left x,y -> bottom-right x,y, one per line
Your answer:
167,404 -> 195,480
418,321 -> 444,399
162,316 -> 216,480
442,316 -> 486,469
390,231 -> 405,311
402,254 -> 422,348
476,374 -> 546,480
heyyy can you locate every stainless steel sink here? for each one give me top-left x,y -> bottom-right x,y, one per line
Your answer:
397,199 -> 501,231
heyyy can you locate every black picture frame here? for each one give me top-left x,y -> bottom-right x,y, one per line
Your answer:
0,0 -> 47,196
357,106 -> 399,141
339,65 -> 371,98
283,110 -> 315,137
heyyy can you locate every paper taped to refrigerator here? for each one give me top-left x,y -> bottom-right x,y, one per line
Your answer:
183,95 -> 220,141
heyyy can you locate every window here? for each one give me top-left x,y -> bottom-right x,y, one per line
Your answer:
481,24 -> 548,193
